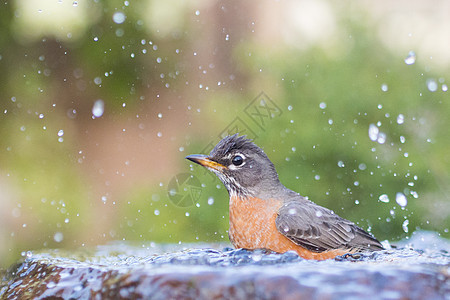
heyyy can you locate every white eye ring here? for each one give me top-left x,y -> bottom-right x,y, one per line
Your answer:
228,153 -> 246,170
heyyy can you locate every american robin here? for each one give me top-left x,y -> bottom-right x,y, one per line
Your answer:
186,134 -> 384,260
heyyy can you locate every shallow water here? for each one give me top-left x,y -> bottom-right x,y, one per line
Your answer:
1,231 -> 449,299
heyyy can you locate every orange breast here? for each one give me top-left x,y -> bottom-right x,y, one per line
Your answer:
228,196 -> 349,260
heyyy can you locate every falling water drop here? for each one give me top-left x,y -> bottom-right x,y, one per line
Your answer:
92,99 -> 105,118
377,132 -> 386,144
395,192 -> 408,208
378,194 -> 390,203
368,124 -> 379,141
426,79 -> 438,92
402,220 -> 409,233
112,12 -> 126,24
404,51 -> 416,65
54,232 -> 64,243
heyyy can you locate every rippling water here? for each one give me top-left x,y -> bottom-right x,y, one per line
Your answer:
1,231 -> 449,299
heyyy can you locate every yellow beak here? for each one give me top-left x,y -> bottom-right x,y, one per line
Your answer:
185,154 -> 226,171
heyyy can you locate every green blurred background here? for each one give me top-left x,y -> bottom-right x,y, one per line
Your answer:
0,0 -> 449,268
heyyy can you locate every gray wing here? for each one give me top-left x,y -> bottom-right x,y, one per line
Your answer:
275,199 -> 384,252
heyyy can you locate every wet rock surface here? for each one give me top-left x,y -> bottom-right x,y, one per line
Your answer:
1,243 -> 449,300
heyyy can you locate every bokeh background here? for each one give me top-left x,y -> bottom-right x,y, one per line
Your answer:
0,0 -> 449,268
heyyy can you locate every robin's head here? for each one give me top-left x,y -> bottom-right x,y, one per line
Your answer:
186,134 -> 281,198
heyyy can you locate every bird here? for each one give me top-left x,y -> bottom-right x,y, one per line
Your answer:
186,134 -> 384,260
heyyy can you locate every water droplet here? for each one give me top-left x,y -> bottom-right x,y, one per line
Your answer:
57,129 -> 64,137
157,113 -> 162,118
397,114 -> 405,124
381,84 -> 388,92
315,211 -> 323,217
207,197 -> 214,205
319,102 -> 327,109
377,104 -> 383,109
426,79 -> 438,92
442,84 -> 448,92
337,161 -> 345,168
288,208 -> 297,215
400,136 -> 406,143
314,175 -> 320,180
404,51 -> 416,65
54,232 -> 64,243
287,105 -> 293,111
358,163 -> 367,170
402,219 -> 409,233
328,119 -> 333,125
354,181 -> 359,186
39,113 -> 44,119
368,124 -> 379,141
185,212 -> 190,217
112,12 -> 126,24
377,132 -> 386,144
378,194 -> 389,203
156,57 -> 162,63
403,152 -> 409,158
154,210 -> 160,216
92,99 -> 105,118
354,200 -> 359,204
195,10 -> 200,16
395,192 -> 407,207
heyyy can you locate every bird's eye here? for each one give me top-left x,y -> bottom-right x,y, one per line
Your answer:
232,155 -> 244,166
